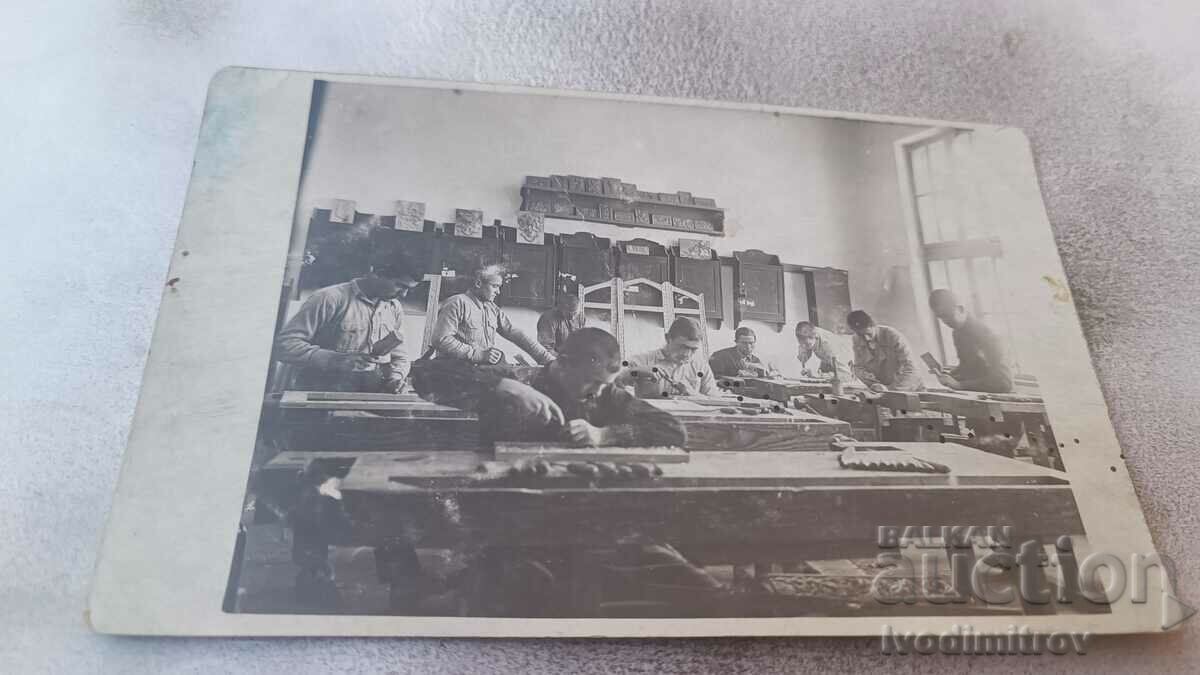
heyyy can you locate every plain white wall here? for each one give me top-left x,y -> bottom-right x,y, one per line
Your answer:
287,83 -> 929,371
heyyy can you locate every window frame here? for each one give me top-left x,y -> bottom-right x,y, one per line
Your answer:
894,127 -> 1020,371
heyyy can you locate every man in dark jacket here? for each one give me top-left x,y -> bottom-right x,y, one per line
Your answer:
708,326 -> 780,379
928,289 -> 1013,393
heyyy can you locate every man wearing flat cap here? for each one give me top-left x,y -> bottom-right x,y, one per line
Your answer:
708,326 -> 780,379
623,317 -> 717,396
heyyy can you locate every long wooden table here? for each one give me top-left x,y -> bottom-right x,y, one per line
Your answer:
271,391 -> 482,451
773,383 -> 1050,447
917,389 -> 1046,421
727,379 -> 1057,466
252,442 -> 1091,616
270,390 -> 851,454
334,444 -> 1078,550
737,376 -> 837,401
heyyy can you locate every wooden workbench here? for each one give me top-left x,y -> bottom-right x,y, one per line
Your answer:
739,377 -> 925,412
799,391 -> 954,443
738,376 -> 835,401
915,389 -> 1057,468
917,389 -> 1046,421
270,390 -> 482,451
642,397 -> 851,452
262,443 -> 1077,553
277,390 -> 476,414
254,443 -> 1089,617
270,390 -> 851,454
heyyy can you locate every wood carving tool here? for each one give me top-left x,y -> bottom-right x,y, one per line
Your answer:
369,331 -> 403,357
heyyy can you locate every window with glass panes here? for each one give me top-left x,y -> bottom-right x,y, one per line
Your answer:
904,129 -> 1019,371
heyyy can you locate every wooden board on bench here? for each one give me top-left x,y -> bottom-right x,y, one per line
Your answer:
273,390 -> 481,451
277,390 -> 476,417
494,443 -> 690,464
643,398 -> 852,452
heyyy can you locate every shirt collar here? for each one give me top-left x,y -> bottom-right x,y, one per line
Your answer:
350,279 -> 374,304
465,291 -> 493,310
351,279 -> 396,308
656,348 -> 696,369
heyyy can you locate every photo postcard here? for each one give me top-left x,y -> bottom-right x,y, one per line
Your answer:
88,68 -> 1179,639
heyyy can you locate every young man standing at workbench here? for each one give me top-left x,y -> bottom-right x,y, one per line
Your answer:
274,255 -> 424,393
273,253 -> 426,608
708,326 -> 780,379
623,317 -> 717,396
925,289 -> 1046,464
847,310 -> 924,392
793,321 -> 854,382
928,288 -> 1014,393
430,264 -> 555,366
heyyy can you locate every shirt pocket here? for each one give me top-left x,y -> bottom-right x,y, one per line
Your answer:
458,319 -> 482,344
334,325 -> 364,352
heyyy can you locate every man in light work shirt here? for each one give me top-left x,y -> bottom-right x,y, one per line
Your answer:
794,321 -> 854,381
708,326 -> 779,379
431,264 -> 554,365
624,317 -> 717,396
928,288 -> 1013,393
536,292 -> 586,357
275,256 -> 423,393
847,310 -> 924,392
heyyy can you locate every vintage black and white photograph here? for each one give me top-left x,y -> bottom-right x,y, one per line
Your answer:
213,79 -> 1116,621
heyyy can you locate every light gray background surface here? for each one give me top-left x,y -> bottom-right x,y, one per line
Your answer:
2,1 -> 1197,671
